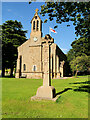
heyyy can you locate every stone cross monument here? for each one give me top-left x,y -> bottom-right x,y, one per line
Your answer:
43,40 -> 51,86
31,35 -> 57,101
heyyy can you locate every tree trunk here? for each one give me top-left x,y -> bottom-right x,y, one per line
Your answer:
75,65 -> 78,78
10,66 -> 13,77
75,70 -> 78,78
73,71 -> 74,76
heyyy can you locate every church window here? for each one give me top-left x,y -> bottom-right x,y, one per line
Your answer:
24,64 -> 26,71
37,20 -> 39,31
33,21 -> 35,30
33,65 -> 36,71
35,16 -> 37,19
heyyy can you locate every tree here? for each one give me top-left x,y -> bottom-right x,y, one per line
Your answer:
38,2 -> 90,76
67,36 -> 89,75
39,2 -> 90,39
70,55 -> 90,77
71,37 -> 89,57
67,49 -> 75,62
1,20 -> 27,77
67,37 -> 89,60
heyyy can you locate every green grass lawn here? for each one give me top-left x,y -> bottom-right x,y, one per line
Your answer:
2,76 -> 89,118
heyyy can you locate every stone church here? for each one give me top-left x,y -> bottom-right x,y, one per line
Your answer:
15,9 -> 68,79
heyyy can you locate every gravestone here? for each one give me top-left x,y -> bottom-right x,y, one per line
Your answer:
31,37 -> 58,101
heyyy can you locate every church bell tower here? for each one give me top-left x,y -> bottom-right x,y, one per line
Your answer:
30,8 -> 42,41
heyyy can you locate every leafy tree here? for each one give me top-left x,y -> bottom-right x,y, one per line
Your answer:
71,37 -> 89,56
67,37 -> 89,75
1,20 -> 27,77
67,49 -> 75,62
38,2 -> 90,76
67,37 -> 89,60
70,55 -> 90,77
39,2 -> 90,39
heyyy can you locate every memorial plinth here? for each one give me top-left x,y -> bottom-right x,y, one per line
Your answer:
31,38 -> 58,101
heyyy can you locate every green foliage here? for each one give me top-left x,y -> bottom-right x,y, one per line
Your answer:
67,49 -> 75,62
71,37 -> 89,56
54,25 -> 58,29
2,76 -> 88,118
2,20 -> 27,46
40,2 -> 90,39
44,19 -> 48,23
1,20 -> 27,76
39,1 -> 90,75
67,36 -> 89,75
70,55 -> 90,73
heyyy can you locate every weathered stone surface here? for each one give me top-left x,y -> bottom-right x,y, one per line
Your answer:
36,86 -> 56,99
31,31 -> 58,101
15,9 -> 67,79
31,95 -> 59,102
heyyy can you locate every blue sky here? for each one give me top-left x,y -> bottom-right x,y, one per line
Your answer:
2,2 -> 76,54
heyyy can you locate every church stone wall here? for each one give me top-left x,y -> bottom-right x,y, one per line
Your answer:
15,9 -> 68,79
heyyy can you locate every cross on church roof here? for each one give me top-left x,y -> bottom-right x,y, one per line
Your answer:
35,8 -> 39,13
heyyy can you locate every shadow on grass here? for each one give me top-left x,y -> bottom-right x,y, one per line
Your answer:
56,88 -> 72,96
55,81 -> 90,98
73,85 -> 90,93
55,88 -> 72,103
69,80 -> 90,93
69,81 -> 90,84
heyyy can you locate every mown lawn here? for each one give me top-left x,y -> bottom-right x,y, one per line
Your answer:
2,76 -> 89,118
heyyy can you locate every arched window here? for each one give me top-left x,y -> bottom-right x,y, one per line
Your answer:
35,16 -> 37,19
37,20 -> 39,31
23,64 -> 26,71
33,21 -> 35,30
33,65 -> 36,71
